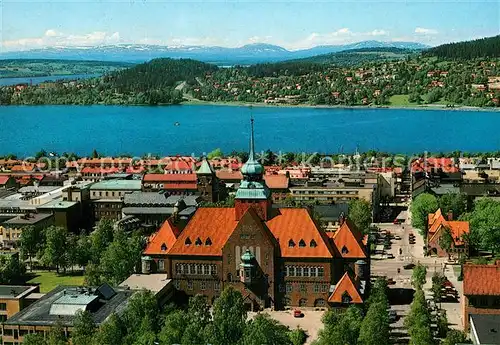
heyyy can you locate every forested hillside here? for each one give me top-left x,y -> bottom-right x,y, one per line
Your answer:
424,35 -> 500,59
295,47 -> 413,65
104,58 -> 218,92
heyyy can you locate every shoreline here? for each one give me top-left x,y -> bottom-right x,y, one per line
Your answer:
183,99 -> 500,112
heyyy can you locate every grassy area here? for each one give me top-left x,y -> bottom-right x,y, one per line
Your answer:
26,271 -> 85,293
389,94 -> 412,106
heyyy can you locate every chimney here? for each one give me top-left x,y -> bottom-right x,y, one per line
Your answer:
447,210 -> 453,221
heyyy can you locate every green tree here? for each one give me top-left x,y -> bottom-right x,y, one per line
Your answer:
0,253 -> 26,284
431,272 -> 447,306
411,263 -> 427,289
23,333 -> 47,345
348,199 -> 372,234
357,280 -> 389,345
71,310 -> 96,345
158,310 -> 189,345
441,330 -> 470,345
410,193 -> 439,235
46,321 -> 68,345
123,290 -> 160,335
438,227 -> 454,257
207,148 -> 224,159
288,327 -> 307,345
90,219 -> 115,264
98,231 -> 142,285
19,225 -> 43,271
241,313 -> 291,345
315,305 -> 363,345
438,193 -> 467,219
463,198 -> 500,252
209,286 -> 247,345
42,226 -> 68,273
405,288 -> 434,345
92,313 -> 124,345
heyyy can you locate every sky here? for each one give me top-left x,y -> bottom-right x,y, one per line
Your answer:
1,0 -> 499,52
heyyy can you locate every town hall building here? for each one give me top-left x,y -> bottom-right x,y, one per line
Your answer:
142,119 -> 369,310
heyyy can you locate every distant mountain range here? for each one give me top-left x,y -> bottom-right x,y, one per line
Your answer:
0,41 -> 430,65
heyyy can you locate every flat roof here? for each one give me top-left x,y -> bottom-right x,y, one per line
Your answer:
2,213 -> 53,225
119,274 -> 171,293
4,285 -> 134,327
89,179 -> 141,191
36,199 -> 78,209
0,286 -> 38,299
470,314 -> 500,345
19,186 -> 59,194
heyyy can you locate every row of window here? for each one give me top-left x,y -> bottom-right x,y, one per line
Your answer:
174,280 -> 221,291
175,263 -> 218,275
279,282 -> 329,293
92,191 -> 125,197
95,203 -> 121,209
284,266 -> 324,277
288,239 -> 317,248
292,190 -> 359,195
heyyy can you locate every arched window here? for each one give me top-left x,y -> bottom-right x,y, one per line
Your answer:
299,239 -> 306,247
185,237 -> 192,246
310,239 -> 317,247
288,239 -> 295,248
341,245 -> 349,254
195,237 -> 202,246
160,243 -> 167,251
205,237 -> 212,246
342,292 -> 352,304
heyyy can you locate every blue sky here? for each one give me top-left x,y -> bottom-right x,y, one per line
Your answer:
1,0 -> 499,51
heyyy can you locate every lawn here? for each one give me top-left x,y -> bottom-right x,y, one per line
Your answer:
389,94 -> 412,106
26,271 -> 85,293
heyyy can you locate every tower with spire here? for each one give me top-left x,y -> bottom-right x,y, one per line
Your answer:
234,117 -> 272,221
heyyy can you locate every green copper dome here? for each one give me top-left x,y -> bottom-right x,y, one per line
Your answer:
241,249 -> 255,262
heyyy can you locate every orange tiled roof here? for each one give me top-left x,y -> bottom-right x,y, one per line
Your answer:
167,208 -> 237,256
144,219 -> 180,255
81,167 -> 121,174
164,207 -> 334,258
333,219 -> 367,259
143,173 -> 197,182
216,170 -> 243,181
428,209 -> 469,246
328,272 -> 363,303
11,164 -> 34,172
266,208 -> 334,258
0,176 -> 11,185
263,175 -> 289,190
463,262 -> 500,295
163,183 -> 198,190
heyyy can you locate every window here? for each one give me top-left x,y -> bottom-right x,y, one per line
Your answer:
196,264 -> 202,275
175,264 -> 182,275
185,237 -> 192,246
195,237 -> 202,246
0,303 -> 7,311
279,284 -> 285,292
158,260 -> 165,271
318,267 -> 324,277
286,266 -> 290,277
211,265 -> 217,275
187,281 -> 193,290
160,243 -> 167,251
286,283 -> 293,293
313,284 -> 320,293
299,239 -> 306,247
321,284 -> 329,293
0,315 -> 7,322
205,238 -> 212,246
174,280 -> 180,289
189,263 -> 195,275
296,266 -> 302,277
310,240 -> 317,247
201,281 -> 207,291
342,292 -> 352,304
214,281 -> 220,291
342,246 -> 349,255
288,239 -> 295,247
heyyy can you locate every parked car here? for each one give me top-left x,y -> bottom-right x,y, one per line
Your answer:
394,235 -> 401,240
403,263 -> 416,270
387,278 -> 396,285
389,310 -> 398,323
387,253 -> 395,259
293,310 -> 303,318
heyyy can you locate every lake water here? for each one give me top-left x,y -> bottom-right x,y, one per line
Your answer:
0,74 -> 101,86
0,105 -> 499,157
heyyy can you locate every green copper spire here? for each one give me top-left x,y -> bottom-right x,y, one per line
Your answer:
240,116 -> 264,178
249,116 -> 255,162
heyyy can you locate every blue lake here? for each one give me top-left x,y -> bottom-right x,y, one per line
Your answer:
0,105 -> 499,157
0,74 -> 101,86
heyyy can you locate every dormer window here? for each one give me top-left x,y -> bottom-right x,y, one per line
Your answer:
342,292 -> 352,304
288,240 -> 295,248
160,243 -> 167,251
185,237 -> 192,246
195,237 -> 202,246
205,238 -> 212,246
310,240 -> 317,248
299,239 -> 306,248
342,246 -> 349,255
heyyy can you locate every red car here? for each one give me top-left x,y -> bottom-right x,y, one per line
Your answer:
293,310 -> 304,318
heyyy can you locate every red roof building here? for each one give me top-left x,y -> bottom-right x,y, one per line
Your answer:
462,261 -> 500,329
142,119 -> 369,310
427,209 -> 469,258
142,173 -> 198,193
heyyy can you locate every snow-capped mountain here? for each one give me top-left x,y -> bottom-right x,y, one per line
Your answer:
0,41 -> 430,65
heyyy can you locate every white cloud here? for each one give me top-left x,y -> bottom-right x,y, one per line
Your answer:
2,29 -> 121,51
415,27 -> 438,35
370,29 -> 388,36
